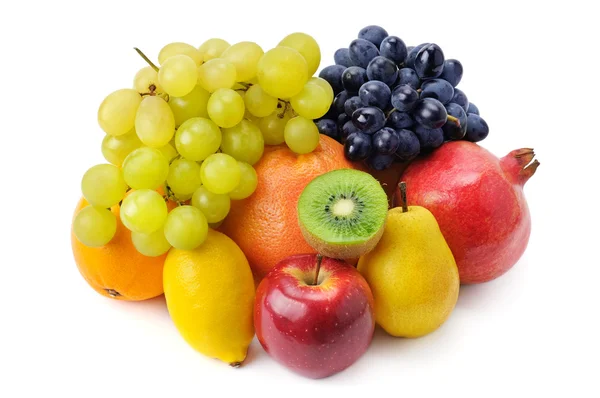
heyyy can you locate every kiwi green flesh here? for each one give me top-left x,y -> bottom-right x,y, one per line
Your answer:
298,169 -> 388,258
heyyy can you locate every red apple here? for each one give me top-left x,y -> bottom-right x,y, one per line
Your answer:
254,254 -> 375,379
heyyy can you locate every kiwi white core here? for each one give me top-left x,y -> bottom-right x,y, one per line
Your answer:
333,199 -> 355,216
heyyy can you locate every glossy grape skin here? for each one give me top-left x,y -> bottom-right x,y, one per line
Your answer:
244,84 -> 278,117
420,79 -> 455,105
405,43 -> 429,69
131,229 -> 171,257
334,48 -> 353,67
198,38 -> 230,61
307,77 -> 335,104
221,119 -> 264,165
465,114 -> 489,142
443,103 -> 468,140
81,164 -> 128,208
98,89 -> 142,137
73,206 -> 117,247
467,102 -> 480,115
284,116 -> 320,154
340,120 -> 359,142
358,81 -> 391,109
412,98 -> 448,129
439,59 -> 463,87
278,32 -> 321,76
379,36 -> 408,65
169,85 -> 211,126
337,113 -> 351,131
101,130 -> 142,166
344,132 -> 373,160
259,111 -> 289,145
373,127 -> 400,155
451,88 -> 469,112
158,42 -> 203,66
333,90 -> 350,114
133,66 -> 163,94
175,117 -> 222,161
163,206 -> 208,250
414,125 -> 444,149
395,129 -> 421,160
120,189 -> 168,234
366,153 -> 395,171
348,39 -> 380,68
221,41 -> 264,82
290,83 -> 331,119
122,147 -> 169,190
257,46 -> 307,98
391,84 -> 419,112
191,186 -> 231,223
158,54 -> 198,97
167,158 -> 203,196
366,56 -> 398,86
319,65 -> 346,94
387,111 -> 414,129
197,58 -> 237,93
358,25 -> 388,47
135,96 -> 176,148
207,88 -> 245,128
228,161 -> 258,200
414,43 -> 445,79
352,106 -> 386,134
316,119 -> 339,140
397,68 -> 420,90
342,66 -> 367,94
200,153 -> 241,194
344,96 -> 363,116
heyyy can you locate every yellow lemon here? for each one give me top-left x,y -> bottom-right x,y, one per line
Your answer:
164,229 -> 255,365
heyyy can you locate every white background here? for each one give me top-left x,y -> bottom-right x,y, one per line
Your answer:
1,0 -> 599,396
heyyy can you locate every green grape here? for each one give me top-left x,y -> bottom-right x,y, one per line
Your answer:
221,120 -> 264,165
290,83 -> 330,119
131,229 -> 171,257
158,42 -> 203,66
135,96 -> 175,148
81,164 -> 128,208
198,38 -> 230,61
164,206 -> 208,250
73,206 -> 117,247
221,41 -> 264,82
98,89 -> 142,136
174,117 -> 221,161
158,54 -> 198,97
157,143 -> 178,162
206,88 -> 245,128
284,116 -> 320,154
191,186 -> 231,223
200,153 -> 241,194
259,110 -> 290,145
257,47 -> 308,99
244,84 -> 278,117
133,66 -> 164,94
167,158 -> 202,195
306,77 -> 334,104
120,189 -> 168,234
278,32 -> 321,76
197,58 -> 237,93
169,85 -> 210,126
101,129 -> 142,166
229,161 -> 258,200
122,147 -> 169,190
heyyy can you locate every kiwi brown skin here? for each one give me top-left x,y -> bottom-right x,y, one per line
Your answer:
299,221 -> 386,260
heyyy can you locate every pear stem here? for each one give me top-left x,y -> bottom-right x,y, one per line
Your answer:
312,254 -> 323,286
398,181 -> 408,212
134,47 -> 159,72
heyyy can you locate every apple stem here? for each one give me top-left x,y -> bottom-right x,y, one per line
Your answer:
312,254 -> 323,286
398,181 -> 408,212
134,47 -> 159,72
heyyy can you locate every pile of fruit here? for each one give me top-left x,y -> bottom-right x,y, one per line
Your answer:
70,26 -> 539,379
316,26 -> 489,170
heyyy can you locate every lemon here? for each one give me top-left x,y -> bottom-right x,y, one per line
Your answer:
163,229 -> 255,365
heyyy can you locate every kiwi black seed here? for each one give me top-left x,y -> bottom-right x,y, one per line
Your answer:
297,168 -> 388,259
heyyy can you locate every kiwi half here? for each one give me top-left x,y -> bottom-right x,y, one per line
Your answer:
297,169 -> 388,259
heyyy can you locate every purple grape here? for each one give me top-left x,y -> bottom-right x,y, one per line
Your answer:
373,127 -> 400,155
316,119 -> 339,140
387,111 -> 414,129
352,106 -> 386,134
414,43 -> 445,79
439,59 -> 463,87
412,98 -> 447,129
342,66 -> 368,94
366,56 -> 398,86
358,81 -> 391,109
334,90 -> 350,114
465,114 -> 489,142
358,25 -> 389,48
451,88 -> 469,112
420,79 -> 455,104
349,39 -> 380,68
414,125 -> 444,148
395,129 -> 421,160
344,96 -> 363,116
391,84 -> 419,112
340,120 -> 358,142
467,102 -> 480,115
397,68 -> 420,90
405,43 -> 429,69
344,132 -> 373,160
442,103 -> 467,140
319,65 -> 346,94
366,153 -> 395,171
334,48 -> 353,67
379,36 -> 407,65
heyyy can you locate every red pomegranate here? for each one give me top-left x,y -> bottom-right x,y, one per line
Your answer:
395,141 -> 539,284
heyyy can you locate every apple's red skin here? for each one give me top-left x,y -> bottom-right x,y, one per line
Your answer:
254,254 -> 375,379
397,141 -> 539,284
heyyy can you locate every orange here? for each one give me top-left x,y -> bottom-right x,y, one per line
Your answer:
71,194 -> 177,301
219,135 -> 359,279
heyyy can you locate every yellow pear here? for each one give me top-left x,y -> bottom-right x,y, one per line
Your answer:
163,229 -> 255,365
358,187 -> 459,338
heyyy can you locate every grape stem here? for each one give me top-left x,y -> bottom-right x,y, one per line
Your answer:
278,101 -> 290,118
446,115 -> 461,127
385,108 -> 397,119
398,181 -> 408,213
134,47 -> 159,72
164,184 -> 184,206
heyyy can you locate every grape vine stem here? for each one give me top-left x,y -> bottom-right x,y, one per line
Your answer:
134,47 -> 159,72
446,115 -> 461,127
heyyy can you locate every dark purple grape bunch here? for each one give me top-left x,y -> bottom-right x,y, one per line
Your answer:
315,25 -> 489,170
